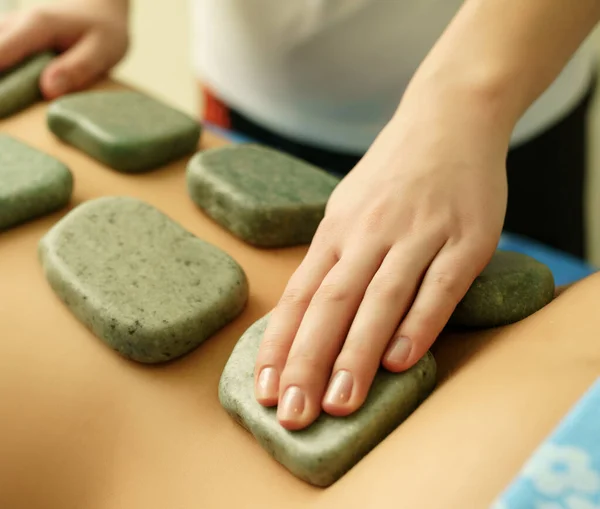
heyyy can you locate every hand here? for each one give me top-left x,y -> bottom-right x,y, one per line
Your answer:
0,0 -> 129,99
253,83 -> 511,430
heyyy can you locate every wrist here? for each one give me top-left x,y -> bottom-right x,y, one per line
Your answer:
392,60 -> 517,156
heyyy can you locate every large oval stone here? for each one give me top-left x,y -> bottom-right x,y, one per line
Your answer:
187,144 -> 339,247
39,196 -> 248,363
219,313 -> 437,487
0,52 -> 54,118
0,134 -> 72,230
449,250 -> 555,328
47,90 -> 201,173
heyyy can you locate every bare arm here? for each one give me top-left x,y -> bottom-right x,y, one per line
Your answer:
401,0 -> 600,140
255,1 -> 600,431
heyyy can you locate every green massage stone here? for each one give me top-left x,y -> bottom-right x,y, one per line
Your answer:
449,250 -> 555,328
0,134 -> 73,230
219,314 -> 437,487
186,144 -> 340,247
39,196 -> 249,363
47,90 -> 201,173
0,52 -> 54,118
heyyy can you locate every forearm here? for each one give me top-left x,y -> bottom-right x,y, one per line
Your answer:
399,0 -> 600,142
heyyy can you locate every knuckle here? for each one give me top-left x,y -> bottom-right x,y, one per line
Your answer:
405,309 -> 441,338
367,273 -> 404,300
473,237 -> 500,261
256,336 -> 286,364
314,281 -> 352,304
99,22 -> 129,52
277,286 -> 312,310
284,350 -> 323,375
68,59 -> 98,82
359,203 -> 387,234
337,342 -> 376,369
310,216 -> 341,250
427,270 -> 463,299
315,215 -> 339,238
461,226 -> 497,248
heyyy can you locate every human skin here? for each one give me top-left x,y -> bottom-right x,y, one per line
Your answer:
0,0 -> 128,98
1,0 -> 598,431
254,0 -> 600,431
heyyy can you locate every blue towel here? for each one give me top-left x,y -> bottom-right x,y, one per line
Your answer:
491,378 -> 600,508
498,233 -> 597,287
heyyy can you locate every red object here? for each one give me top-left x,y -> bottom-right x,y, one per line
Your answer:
202,87 -> 231,129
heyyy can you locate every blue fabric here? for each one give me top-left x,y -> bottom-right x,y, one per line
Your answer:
204,124 -> 597,286
203,123 -> 255,144
491,378 -> 600,509
498,233 -> 597,286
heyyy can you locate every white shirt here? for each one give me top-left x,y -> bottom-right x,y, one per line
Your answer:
192,0 -> 595,153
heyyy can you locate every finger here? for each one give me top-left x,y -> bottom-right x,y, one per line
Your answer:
322,235 -> 443,416
382,242 -> 489,372
276,249 -> 386,430
254,243 -> 338,407
40,32 -> 110,98
0,10 -> 55,70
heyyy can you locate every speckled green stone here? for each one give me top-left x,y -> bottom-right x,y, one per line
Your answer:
449,250 -> 555,328
186,144 -> 339,247
39,196 -> 248,363
219,314 -> 437,487
47,90 -> 201,173
0,52 -> 54,118
0,134 -> 72,230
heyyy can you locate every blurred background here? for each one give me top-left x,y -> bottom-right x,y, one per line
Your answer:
4,0 -> 600,269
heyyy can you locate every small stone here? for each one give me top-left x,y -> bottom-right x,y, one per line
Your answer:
0,52 -> 54,118
449,250 -> 555,328
186,144 -> 339,247
0,134 -> 73,230
219,314 -> 437,487
47,90 -> 201,173
39,196 -> 248,363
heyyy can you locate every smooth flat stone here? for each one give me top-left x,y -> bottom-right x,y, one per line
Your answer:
186,144 -> 339,247
47,90 -> 201,173
39,196 -> 248,363
0,134 -> 73,230
0,52 -> 53,118
219,314 -> 437,487
449,250 -> 555,328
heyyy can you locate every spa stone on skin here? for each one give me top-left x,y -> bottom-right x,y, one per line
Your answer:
39,196 -> 248,363
449,250 -> 555,328
0,52 -> 54,119
47,90 -> 201,173
219,313 -> 437,487
0,134 -> 73,230
186,144 -> 340,247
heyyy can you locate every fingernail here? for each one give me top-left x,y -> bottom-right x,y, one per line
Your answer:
324,370 -> 353,406
47,73 -> 70,96
256,367 -> 279,402
385,336 -> 412,366
278,386 -> 305,422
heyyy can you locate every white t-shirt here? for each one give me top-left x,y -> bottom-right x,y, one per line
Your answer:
192,0 -> 595,153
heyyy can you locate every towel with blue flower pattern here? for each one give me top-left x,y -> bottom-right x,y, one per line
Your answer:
491,378 -> 600,508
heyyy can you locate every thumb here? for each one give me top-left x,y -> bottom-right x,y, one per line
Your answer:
40,32 -> 110,99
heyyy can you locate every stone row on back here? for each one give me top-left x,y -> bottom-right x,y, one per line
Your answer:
0,76 -> 557,489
